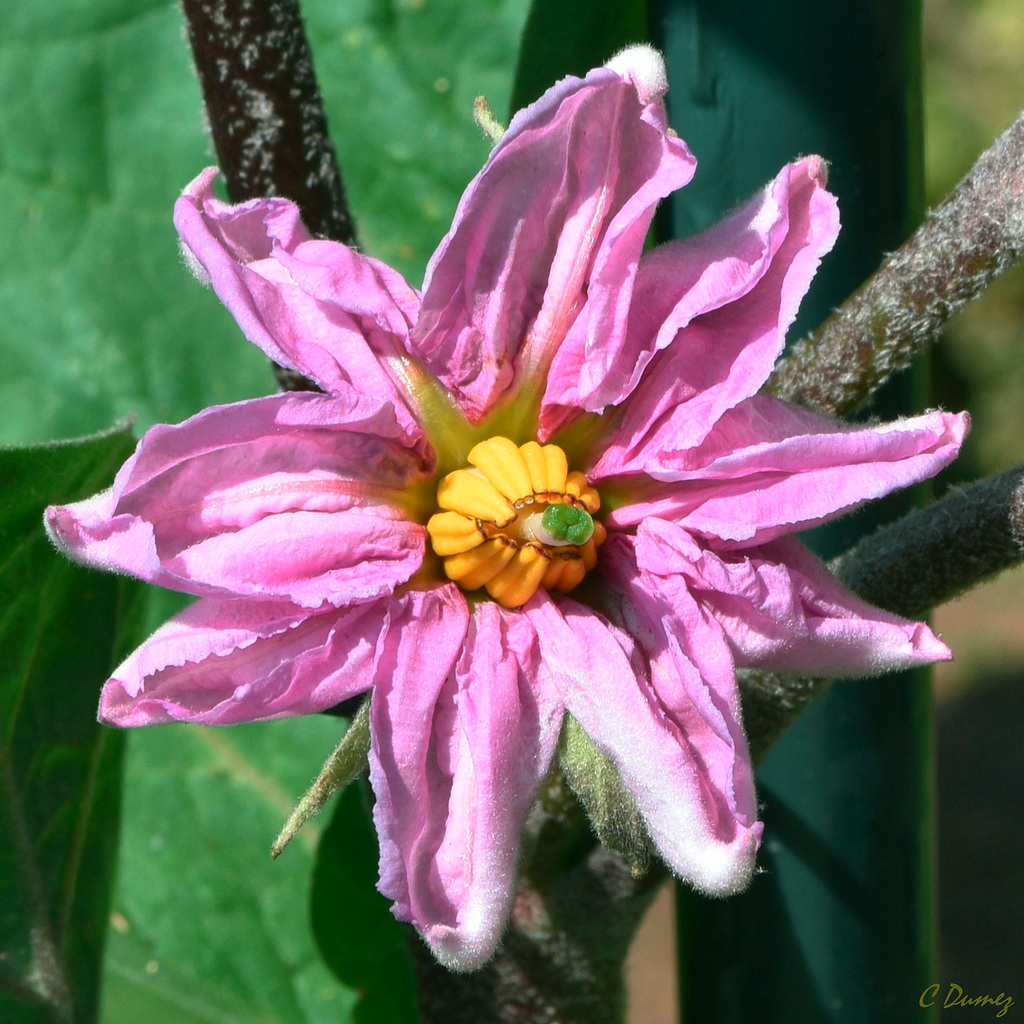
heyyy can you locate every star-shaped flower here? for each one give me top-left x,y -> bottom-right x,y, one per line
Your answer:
45,46 -> 965,970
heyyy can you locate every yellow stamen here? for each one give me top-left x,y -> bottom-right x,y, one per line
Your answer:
467,436 -> 534,503
443,537 -> 516,590
486,544 -> 549,607
426,436 -> 606,608
437,469 -> 516,526
554,556 -> 587,593
426,511 -> 485,555
563,471 -> 600,512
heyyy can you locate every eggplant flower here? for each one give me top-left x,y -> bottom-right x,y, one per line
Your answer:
45,46 -> 966,971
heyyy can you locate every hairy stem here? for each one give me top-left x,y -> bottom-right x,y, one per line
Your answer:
180,0 -> 355,391
767,108 -> 1024,415
832,463 -> 1024,620
180,0 -> 355,243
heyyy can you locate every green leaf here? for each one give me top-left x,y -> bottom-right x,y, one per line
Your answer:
102,717 -> 360,1024
0,425 -> 146,1024
311,784 -> 418,1024
298,0 -> 530,283
0,1 -> 272,447
510,0 -> 647,113
0,0 -> 531,448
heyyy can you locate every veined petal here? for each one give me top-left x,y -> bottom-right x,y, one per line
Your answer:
45,393 -> 429,606
414,61 -> 694,423
174,168 -> 423,441
369,589 -> 562,970
544,156 -> 837,437
635,520 -> 950,674
603,396 -> 968,545
169,510 -> 425,608
99,597 -> 387,726
525,592 -> 760,896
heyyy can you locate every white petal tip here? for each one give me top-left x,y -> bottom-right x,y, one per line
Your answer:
43,504 -> 83,558
676,827 -> 762,898
798,153 -> 829,187
605,44 -> 668,104
181,165 -> 220,201
422,922 -> 501,973
42,506 -> 65,547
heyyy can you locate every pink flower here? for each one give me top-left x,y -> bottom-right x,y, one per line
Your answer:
45,46 -> 965,970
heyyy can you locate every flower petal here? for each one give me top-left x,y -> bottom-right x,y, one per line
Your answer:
525,591 -> 760,896
602,396 -> 968,545
544,156 -> 837,437
414,62 -> 694,422
635,519 -> 950,674
45,393 -> 428,606
99,597 -> 387,726
174,168 -> 423,441
369,589 -> 562,969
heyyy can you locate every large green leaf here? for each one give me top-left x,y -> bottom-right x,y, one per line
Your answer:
0,0 -> 530,447
0,426 -> 145,1024
311,784 -> 418,1024
102,717 -> 360,1024
0,1 -> 270,446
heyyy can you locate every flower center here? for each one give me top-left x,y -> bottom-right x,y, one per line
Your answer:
426,436 -> 607,608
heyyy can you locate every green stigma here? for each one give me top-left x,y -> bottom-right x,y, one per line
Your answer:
540,502 -> 595,546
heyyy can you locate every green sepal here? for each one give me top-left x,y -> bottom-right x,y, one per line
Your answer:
557,714 -> 650,876
271,695 -> 372,859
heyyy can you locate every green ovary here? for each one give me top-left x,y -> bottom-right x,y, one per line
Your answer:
541,502 -> 595,546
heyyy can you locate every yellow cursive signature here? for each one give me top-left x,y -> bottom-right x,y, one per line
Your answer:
920,983 -> 1015,1018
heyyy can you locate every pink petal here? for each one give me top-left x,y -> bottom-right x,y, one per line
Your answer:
369,590 -> 562,969
413,65 -> 694,423
174,168 -> 424,442
603,396 -> 968,545
525,592 -> 761,896
600,535 -> 758,840
45,393 -> 428,606
99,597 -> 387,726
635,519 -> 950,674
169,510 -> 426,608
544,156 -> 838,438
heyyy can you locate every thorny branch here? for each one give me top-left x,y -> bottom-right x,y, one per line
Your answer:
180,0 -> 355,244
768,108 -> 1024,416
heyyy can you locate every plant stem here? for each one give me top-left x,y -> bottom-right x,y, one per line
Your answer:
180,0 -> 356,391
767,108 -> 1024,416
180,0 -> 355,244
